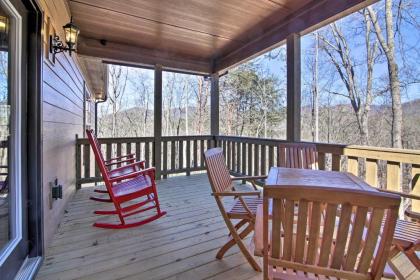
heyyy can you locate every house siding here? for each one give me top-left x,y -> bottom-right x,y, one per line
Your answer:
38,0 -> 93,247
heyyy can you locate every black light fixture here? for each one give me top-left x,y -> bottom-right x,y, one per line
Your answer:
0,16 -> 9,51
94,90 -> 107,103
49,17 -> 80,63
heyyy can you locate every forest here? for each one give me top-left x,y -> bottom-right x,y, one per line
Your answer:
97,0 -> 420,150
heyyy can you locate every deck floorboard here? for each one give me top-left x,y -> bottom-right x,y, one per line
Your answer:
37,174 -> 260,280
37,173 -> 418,280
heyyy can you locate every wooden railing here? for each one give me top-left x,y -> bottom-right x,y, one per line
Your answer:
76,134 -> 420,212
75,135 -> 214,188
215,135 -> 420,212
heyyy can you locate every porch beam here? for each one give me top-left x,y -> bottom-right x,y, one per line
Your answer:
154,65 -> 163,179
214,0 -> 377,72
286,34 -> 301,142
210,73 -> 219,138
78,37 -> 212,74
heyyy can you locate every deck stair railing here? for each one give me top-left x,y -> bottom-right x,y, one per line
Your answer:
76,134 -> 420,213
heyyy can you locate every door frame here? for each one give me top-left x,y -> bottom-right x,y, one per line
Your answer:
0,0 -> 43,278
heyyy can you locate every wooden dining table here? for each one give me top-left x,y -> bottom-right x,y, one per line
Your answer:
252,167 -> 417,278
265,166 -> 377,193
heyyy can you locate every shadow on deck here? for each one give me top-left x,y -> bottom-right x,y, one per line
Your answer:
37,174 -> 261,280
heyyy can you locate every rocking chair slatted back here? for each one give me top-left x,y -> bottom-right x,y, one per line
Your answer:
277,143 -> 318,170
86,129 -> 111,181
204,148 -> 233,193
86,129 -> 109,171
263,186 -> 400,280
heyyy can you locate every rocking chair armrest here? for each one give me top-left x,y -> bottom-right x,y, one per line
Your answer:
105,158 -> 136,167
231,175 -> 267,181
212,191 -> 261,197
105,153 -> 136,163
378,189 -> 420,201
109,167 -> 155,182
109,160 -> 146,173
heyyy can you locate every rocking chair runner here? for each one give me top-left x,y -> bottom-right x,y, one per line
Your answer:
89,130 -> 166,229
204,147 -> 266,272
86,129 -> 146,202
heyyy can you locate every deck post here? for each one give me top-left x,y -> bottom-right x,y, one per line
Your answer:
154,65 -> 163,179
210,72 -> 219,148
286,33 -> 301,142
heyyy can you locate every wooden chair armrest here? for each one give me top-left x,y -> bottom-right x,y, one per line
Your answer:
231,175 -> 267,181
253,204 -> 264,257
212,191 -> 261,197
105,153 -> 135,163
405,209 -> 420,222
109,167 -> 155,182
378,189 -> 420,200
109,160 -> 145,173
106,158 -> 136,167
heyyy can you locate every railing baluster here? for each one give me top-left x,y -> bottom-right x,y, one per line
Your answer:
75,138 -> 82,190
163,140 -> 168,179
227,141 -> 231,170
200,140 -> 205,168
261,145 -> 266,175
269,145 -> 274,170
254,144 -> 260,176
248,143 -> 252,176
193,140 -> 198,169
412,164 -> 420,213
386,161 -> 400,192
232,141 -> 236,172
135,142 -> 141,161
126,142 -> 131,156
365,159 -> 378,187
242,142 -> 246,176
318,152 -> 326,170
179,140 -> 184,170
106,143 -> 112,162
347,156 -> 358,176
145,141 -> 150,168
116,143 -> 122,167
171,140 -> 176,171
236,142 -> 241,174
331,154 -> 341,171
84,144 -> 90,179
186,140 -> 191,176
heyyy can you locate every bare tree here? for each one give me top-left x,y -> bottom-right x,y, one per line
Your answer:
368,0 -> 403,148
319,15 -> 378,146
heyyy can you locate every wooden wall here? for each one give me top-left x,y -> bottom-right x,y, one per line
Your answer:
38,0 -> 94,247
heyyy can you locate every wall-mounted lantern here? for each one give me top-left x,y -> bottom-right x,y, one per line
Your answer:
0,16 -> 9,51
94,90 -> 107,103
49,17 -> 80,63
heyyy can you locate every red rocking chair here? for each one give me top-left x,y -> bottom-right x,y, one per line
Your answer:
88,131 -> 166,229
86,129 -> 146,202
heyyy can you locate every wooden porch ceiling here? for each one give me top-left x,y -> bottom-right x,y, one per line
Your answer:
70,0 -> 377,74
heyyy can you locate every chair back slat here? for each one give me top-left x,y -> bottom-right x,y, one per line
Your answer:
204,148 -> 233,193
86,129 -> 110,181
278,143 -> 318,170
265,187 -> 400,280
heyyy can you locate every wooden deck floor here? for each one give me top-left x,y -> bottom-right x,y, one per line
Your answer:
37,173 -> 418,280
37,174 -> 261,280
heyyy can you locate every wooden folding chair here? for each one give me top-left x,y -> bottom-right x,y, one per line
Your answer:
262,185 -> 400,280
204,147 -> 266,271
89,130 -> 166,229
86,129 -> 146,202
379,188 -> 420,273
277,143 -> 318,169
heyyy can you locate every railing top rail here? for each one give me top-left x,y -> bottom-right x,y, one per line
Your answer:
76,135 -> 215,145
